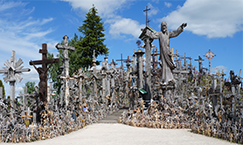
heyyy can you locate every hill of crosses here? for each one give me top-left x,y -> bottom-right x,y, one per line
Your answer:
0,23 -> 242,144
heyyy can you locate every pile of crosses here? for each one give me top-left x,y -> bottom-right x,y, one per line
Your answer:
0,32 -> 242,143
118,25 -> 243,143
0,35 -> 130,143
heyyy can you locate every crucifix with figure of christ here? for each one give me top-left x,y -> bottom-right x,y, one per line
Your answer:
29,43 -> 59,105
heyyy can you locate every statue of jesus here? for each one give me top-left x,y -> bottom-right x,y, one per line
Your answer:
147,21 -> 187,85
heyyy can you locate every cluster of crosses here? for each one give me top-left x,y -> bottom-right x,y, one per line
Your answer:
0,23 -> 242,143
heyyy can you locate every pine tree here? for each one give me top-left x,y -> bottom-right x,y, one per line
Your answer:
48,5 -> 109,93
75,4 -> 109,69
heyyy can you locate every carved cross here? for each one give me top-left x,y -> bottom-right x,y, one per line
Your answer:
29,43 -> 59,104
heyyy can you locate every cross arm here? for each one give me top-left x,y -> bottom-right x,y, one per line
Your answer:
55,44 -> 75,51
0,70 -> 8,73
29,59 -> 59,65
16,68 -> 31,73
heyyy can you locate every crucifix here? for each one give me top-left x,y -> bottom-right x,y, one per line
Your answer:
0,50 -> 30,108
29,43 -> 59,105
194,55 -> 204,73
143,6 -> 151,27
204,49 -> 216,75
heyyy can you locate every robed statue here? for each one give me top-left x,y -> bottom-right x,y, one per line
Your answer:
146,21 -> 187,85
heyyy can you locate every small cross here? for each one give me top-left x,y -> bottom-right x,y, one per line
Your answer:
171,48 -> 179,61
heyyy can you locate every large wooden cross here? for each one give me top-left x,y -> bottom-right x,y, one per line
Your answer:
29,43 -> 59,104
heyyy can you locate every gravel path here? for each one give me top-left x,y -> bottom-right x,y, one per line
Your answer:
2,109 -> 238,145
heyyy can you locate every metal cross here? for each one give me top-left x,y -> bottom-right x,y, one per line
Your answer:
143,6 -> 151,27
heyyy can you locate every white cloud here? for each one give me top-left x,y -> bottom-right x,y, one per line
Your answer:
108,17 -> 145,38
147,3 -> 159,17
211,65 -> 228,74
63,0 -> 143,40
62,0 -> 132,18
0,1 -> 25,12
164,2 -> 172,8
0,1 -> 55,59
159,0 -> 243,38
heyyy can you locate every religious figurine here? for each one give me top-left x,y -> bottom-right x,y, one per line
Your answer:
30,60 -> 53,105
146,21 -> 187,85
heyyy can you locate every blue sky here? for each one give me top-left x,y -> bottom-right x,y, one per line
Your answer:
0,0 -> 242,96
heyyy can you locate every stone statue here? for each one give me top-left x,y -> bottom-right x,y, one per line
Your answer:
147,21 -> 187,84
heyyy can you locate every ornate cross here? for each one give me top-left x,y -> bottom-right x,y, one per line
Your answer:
0,50 -> 30,107
204,49 -> 216,74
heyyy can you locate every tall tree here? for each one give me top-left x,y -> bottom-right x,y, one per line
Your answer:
0,79 -> 5,98
75,4 -> 109,69
24,81 -> 36,94
48,5 -> 109,93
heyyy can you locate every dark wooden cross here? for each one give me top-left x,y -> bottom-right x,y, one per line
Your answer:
29,43 -> 59,104
195,55 -> 204,73
143,6 -> 151,27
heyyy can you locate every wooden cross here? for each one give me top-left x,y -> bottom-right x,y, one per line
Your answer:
73,68 -> 86,101
60,68 -> 74,108
29,43 -> 59,104
194,55 -> 204,73
171,48 -> 179,61
151,47 -> 160,69
22,108 -> 33,127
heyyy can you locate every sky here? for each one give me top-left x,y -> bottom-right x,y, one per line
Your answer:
0,0 -> 242,97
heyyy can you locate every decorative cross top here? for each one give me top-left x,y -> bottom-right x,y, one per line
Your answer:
204,49 -> 216,74
0,50 -> 30,107
56,35 -> 75,59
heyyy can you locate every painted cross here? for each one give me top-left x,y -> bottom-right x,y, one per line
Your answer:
0,50 -> 30,108
194,55 -> 204,73
204,49 -> 216,75
29,43 -> 59,105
